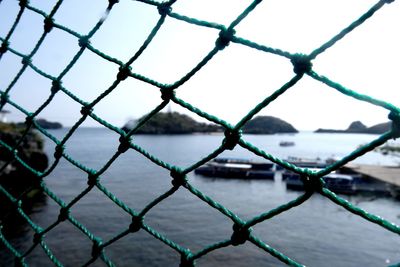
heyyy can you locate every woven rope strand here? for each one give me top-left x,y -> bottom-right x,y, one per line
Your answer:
0,0 -> 399,266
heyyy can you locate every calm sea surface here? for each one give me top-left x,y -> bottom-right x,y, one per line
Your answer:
1,128 -> 400,267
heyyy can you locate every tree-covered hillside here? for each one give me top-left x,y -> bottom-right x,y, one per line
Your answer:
123,112 -> 221,134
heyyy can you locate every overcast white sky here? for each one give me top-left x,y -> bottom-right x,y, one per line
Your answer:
0,0 -> 399,130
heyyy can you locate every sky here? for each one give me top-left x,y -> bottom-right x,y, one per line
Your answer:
0,0 -> 399,131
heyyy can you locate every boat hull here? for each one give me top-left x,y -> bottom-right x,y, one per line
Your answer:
194,166 -> 275,179
284,172 -> 356,195
194,158 -> 275,179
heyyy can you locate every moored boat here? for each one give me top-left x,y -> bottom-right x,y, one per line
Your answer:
285,172 -> 356,194
279,141 -> 295,147
276,156 -> 328,171
194,158 -> 275,179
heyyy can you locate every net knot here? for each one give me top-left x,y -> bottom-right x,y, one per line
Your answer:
53,144 -> 64,159
80,104 -> 93,116
108,0 -> 119,8
58,207 -> 70,222
33,231 -> 44,244
291,54 -> 312,75
389,111 -> 400,139
25,114 -> 34,127
231,223 -> 251,246
158,2 -> 172,16
43,16 -> 54,33
0,93 -> 8,107
0,41 -> 9,55
160,88 -> 175,101
51,79 -> 62,94
223,129 -> 241,150
19,0 -> 28,7
179,252 -> 195,267
301,175 -> 324,193
78,36 -> 91,48
170,167 -> 187,187
129,215 -> 143,233
91,238 -> 103,258
21,55 -> 32,66
87,173 -> 99,187
117,65 -> 131,81
215,28 -> 235,50
118,135 -> 131,153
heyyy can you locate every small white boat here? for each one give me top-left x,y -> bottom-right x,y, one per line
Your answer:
279,141 -> 295,147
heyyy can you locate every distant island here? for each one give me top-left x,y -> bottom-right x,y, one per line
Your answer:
315,120 -> 391,134
17,118 -> 63,129
242,116 -> 298,134
122,112 -> 298,135
36,118 -> 63,129
122,112 -> 221,134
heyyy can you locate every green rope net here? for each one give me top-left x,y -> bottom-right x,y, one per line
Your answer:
0,0 -> 399,266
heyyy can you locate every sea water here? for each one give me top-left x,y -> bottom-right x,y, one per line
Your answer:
1,128 -> 400,266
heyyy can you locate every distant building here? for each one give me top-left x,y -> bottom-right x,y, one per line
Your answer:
0,110 -> 10,123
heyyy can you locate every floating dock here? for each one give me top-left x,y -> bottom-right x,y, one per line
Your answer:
344,164 -> 400,187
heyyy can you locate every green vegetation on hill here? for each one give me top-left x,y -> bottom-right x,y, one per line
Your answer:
16,118 -> 63,129
123,112 -> 221,134
123,113 -> 298,135
242,116 -> 298,134
36,118 -> 63,129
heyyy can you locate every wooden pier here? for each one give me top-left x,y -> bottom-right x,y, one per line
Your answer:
344,164 -> 400,187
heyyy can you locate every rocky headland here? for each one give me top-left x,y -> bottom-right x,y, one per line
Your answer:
0,122 -> 48,226
315,121 -> 391,134
123,112 -> 298,135
242,116 -> 298,134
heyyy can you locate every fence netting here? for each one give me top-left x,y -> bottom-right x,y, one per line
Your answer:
1,0 -> 400,266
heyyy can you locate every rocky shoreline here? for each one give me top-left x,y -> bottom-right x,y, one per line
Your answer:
0,122 -> 48,231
